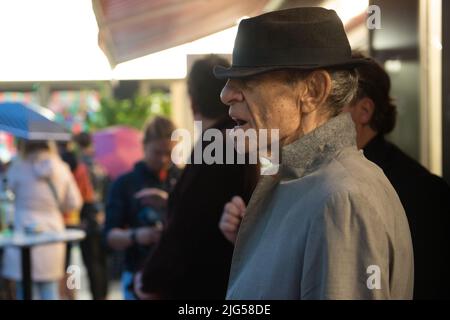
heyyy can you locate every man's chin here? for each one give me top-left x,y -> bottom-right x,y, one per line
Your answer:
229,124 -> 253,134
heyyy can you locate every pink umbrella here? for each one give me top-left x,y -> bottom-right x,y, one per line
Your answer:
93,126 -> 143,180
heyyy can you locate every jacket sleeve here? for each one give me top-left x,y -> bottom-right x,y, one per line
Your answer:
60,163 -> 83,214
5,160 -> 19,192
73,163 -> 95,203
103,176 -> 129,237
301,191 -> 392,300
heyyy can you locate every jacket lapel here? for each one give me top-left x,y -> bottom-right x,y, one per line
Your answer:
228,173 -> 281,284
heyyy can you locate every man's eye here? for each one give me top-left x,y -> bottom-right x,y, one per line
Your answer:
242,76 -> 262,88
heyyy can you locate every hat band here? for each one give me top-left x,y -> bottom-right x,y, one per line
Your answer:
232,47 -> 352,67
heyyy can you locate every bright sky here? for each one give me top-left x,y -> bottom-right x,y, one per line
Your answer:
0,0 -> 367,82
324,0 -> 369,25
0,0 -> 238,81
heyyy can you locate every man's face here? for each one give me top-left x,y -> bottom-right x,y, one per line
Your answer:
220,71 -> 302,152
143,139 -> 175,172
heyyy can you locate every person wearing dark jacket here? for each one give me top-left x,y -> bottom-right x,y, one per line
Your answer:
347,53 -> 450,299
134,55 -> 258,300
104,116 -> 180,300
74,132 -> 109,300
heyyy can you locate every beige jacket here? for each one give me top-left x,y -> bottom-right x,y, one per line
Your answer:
227,113 -> 414,300
2,151 -> 82,281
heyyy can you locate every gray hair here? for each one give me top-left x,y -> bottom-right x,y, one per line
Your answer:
325,68 -> 359,116
285,68 -> 359,116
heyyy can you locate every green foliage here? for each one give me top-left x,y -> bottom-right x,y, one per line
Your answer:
87,91 -> 171,130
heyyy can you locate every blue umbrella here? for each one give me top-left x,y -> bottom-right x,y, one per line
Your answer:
0,102 -> 71,141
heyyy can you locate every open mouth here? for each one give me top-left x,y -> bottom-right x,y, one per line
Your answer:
232,117 -> 249,129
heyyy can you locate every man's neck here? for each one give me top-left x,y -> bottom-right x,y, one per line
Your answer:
357,128 -> 378,150
282,112 -> 330,147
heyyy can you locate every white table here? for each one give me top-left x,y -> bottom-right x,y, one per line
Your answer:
0,229 -> 86,300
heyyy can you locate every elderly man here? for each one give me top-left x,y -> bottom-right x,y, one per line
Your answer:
215,8 -> 413,300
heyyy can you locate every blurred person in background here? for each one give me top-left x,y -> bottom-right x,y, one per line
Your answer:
57,140 -> 84,300
346,53 -> 450,299
0,157 -> 14,299
58,141 -> 82,227
134,55 -> 258,300
75,132 -> 110,210
104,116 -> 180,300
74,132 -> 109,300
2,140 -> 82,300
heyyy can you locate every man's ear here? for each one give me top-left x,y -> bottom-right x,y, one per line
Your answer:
299,70 -> 332,114
352,97 -> 375,126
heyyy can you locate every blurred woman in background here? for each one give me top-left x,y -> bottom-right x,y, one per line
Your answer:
104,116 -> 180,300
1,139 -> 82,300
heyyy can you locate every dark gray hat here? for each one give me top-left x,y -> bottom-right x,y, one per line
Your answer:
214,7 -> 369,79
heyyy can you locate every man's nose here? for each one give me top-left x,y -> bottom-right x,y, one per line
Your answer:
220,80 -> 244,106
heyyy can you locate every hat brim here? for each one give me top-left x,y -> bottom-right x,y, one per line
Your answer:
213,58 -> 371,79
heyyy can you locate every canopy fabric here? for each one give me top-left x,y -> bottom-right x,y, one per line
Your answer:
93,0 -> 269,67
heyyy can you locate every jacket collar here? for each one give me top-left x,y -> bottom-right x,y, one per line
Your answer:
134,161 -> 159,180
280,112 -> 357,180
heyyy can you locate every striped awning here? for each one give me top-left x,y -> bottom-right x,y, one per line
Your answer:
92,0 -> 269,67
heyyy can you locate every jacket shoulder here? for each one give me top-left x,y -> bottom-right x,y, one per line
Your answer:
299,149 -> 403,219
112,170 -> 135,188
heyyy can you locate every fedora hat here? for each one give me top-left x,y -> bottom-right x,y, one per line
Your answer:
214,7 -> 369,79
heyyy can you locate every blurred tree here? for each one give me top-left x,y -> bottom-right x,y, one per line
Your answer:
87,91 -> 171,130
